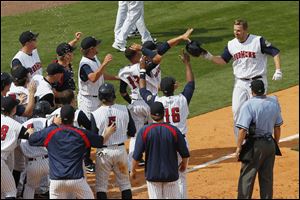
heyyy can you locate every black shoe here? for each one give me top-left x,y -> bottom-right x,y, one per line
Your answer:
85,162 -> 95,173
34,191 -> 49,199
138,159 -> 145,166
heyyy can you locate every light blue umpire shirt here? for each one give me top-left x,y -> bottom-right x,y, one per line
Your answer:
236,95 -> 283,137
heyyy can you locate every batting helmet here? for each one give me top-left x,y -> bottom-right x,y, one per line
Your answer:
185,40 -> 207,57
98,83 -> 116,102
33,100 -> 52,118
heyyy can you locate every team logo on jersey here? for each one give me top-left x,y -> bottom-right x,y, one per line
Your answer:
233,51 -> 256,61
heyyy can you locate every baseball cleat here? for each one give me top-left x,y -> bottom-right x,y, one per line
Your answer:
112,42 -> 126,52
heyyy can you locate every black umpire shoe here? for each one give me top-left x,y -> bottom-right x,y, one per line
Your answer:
85,162 -> 96,173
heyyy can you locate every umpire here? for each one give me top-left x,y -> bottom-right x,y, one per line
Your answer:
131,102 -> 190,199
235,80 -> 283,199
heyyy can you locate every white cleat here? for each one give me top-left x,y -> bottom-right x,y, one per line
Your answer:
112,42 -> 126,52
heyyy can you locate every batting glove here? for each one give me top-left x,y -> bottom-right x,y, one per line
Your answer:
272,69 -> 283,80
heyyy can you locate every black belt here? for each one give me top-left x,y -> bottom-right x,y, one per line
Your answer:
240,75 -> 262,81
28,155 -> 48,161
102,143 -> 124,148
250,136 -> 272,141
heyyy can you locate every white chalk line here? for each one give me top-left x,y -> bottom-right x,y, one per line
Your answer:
131,133 -> 299,192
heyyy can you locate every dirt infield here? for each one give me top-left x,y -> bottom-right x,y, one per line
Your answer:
2,2 -> 298,199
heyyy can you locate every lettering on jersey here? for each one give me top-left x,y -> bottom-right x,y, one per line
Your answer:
108,116 -> 116,126
153,66 -> 160,78
233,51 -> 256,61
1,125 -> 9,141
27,62 -> 42,75
165,107 -> 180,123
127,75 -> 140,89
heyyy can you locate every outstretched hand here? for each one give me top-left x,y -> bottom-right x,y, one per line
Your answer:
181,28 -> 194,42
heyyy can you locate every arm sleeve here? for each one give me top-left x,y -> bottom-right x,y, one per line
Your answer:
220,46 -> 232,63
157,42 -> 171,55
79,64 -> 94,82
85,130 -> 104,148
11,58 -> 23,69
181,81 -> 195,105
260,37 -> 280,56
119,80 -> 131,104
18,126 -> 29,140
176,130 -> 190,158
127,109 -> 136,137
90,114 -> 99,134
139,88 -> 156,106
78,111 -> 91,130
132,128 -> 145,161
236,103 -> 252,131
145,62 -> 158,76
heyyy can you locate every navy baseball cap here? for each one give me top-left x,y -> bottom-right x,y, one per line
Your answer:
46,63 -> 65,76
1,96 -> 20,113
19,31 -> 39,45
250,80 -> 265,95
56,42 -> 76,56
160,77 -> 176,95
1,72 -> 13,90
60,104 -> 75,124
11,66 -> 29,81
142,41 -> 157,50
81,36 -> 101,50
150,102 -> 165,117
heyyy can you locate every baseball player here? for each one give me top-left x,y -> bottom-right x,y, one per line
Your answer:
20,101 -> 52,199
1,72 -> 13,97
32,63 -> 65,108
139,50 -> 195,198
112,1 -> 153,51
235,80 -> 283,198
198,19 -> 282,141
91,83 -> 136,199
1,96 -> 34,199
131,102 -> 190,199
28,104 -> 117,199
11,31 -> 42,81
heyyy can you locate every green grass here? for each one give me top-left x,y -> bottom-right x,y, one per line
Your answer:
1,1 -> 299,117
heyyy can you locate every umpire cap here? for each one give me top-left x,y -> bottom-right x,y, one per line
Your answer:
1,72 -> 13,91
98,82 -> 116,102
19,31 -> 39,45
33,100 -> 52,118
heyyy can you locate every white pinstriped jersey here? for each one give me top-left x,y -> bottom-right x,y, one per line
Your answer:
12,49 -> 42,81
127,99 -> 151,132
78,56 -> 104,96
91,104 -> 129,145
31,74 -> 53,101
228,34 -> 268,79
48,107 -> 80,128
155,94 -> 189,135
20,118 -> 48,158
1,114 -> 24,160
118,63 -> 161,100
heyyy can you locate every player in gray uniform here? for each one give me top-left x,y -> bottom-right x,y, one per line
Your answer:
11,31 -> 42,80
21,101 -> 52,199
198,19 -> 282,141
1,96 -> 34,199
235,80 -> 283,199
91,83 -> 136,199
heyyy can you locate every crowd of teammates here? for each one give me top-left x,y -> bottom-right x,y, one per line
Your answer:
1,27 -> 193,199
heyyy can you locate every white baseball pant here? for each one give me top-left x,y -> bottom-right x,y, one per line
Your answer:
115,1 -> 152,46
146,180 -> 181,199
232,76 -> 268,141
1,159 -> 17,198
49,177 -> 94,199
177,137 -> 189,199
128,136 -> 136,171
95,145 -> 131,192
23,157 -> 49,199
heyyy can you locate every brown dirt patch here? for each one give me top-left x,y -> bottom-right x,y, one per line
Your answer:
88,86 -> 299,198
1,1 -> 77,17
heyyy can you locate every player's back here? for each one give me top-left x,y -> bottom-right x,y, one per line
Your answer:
155,94 -> 189,135
32,74 -> 53,99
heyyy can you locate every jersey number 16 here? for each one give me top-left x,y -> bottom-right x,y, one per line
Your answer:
165,107 -> 180,123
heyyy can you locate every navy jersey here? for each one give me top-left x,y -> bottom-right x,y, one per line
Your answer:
133,122 -> 190,182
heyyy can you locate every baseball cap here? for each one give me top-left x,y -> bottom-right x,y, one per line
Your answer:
1,72 -> 13,89
150,102 -> 165,117
19,31 -> 39,45
56,42 -> 76,56
250,80 -> 265,95
46,63 -> 65,76
160,77 -> 176,95
81,36 -> 101,50
1,96 -> 20,113
142,41 -> 157,50
60,104 -> 75,124
11,66 -> 29,81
